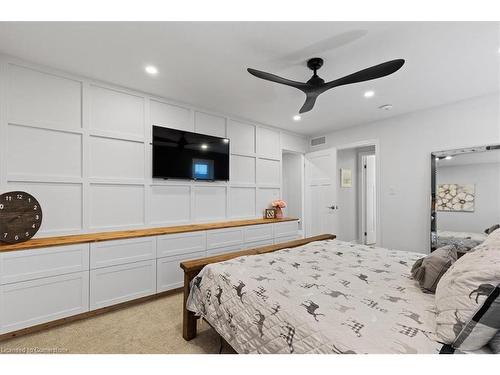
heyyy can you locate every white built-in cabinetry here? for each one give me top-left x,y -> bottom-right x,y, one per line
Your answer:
0,219 -> 299,335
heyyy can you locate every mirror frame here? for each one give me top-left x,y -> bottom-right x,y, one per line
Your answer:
430,143 -> 500,252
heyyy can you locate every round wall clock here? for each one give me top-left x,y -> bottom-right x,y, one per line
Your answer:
0,191 -> 42,244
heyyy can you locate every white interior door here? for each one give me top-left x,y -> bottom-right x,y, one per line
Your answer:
364,154 -> 377,244
305,148 -> 338,237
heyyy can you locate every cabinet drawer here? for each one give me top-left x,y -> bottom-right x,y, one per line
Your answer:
206,228 -> 244,249
89,260 -> 156,310
206,243 -> 243,256
157,231 -> 206,258
90,237 -> 156,269
274,221 -> 299,238
274,234 -> 301,245
0,271 -> 89,334
0,244 -> 89,285
157,250 -> 206,292
244,224 -> 273,242
242,238 -> 274,250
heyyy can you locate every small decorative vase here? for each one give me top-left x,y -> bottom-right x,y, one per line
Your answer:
275,207 -> 283,219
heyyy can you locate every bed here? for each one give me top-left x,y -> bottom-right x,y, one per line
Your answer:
181,235 -> 455,354
436,230 -> 487,251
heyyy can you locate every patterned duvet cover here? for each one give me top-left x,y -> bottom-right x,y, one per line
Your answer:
186,239 -> 445,354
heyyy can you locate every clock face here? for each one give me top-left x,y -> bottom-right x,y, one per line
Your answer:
0,191 -> 42,244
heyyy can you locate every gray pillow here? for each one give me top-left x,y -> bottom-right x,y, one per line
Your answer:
411,244 -> 458,293
490,331 -> 500,353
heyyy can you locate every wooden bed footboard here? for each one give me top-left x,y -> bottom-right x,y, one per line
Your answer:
180,234 -> 336,341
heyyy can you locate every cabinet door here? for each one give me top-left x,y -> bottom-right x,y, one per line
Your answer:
274,234 -> 301,245
274,221 -> 299,238
206,227 -> 244,249
206,243 -> 243,256
0,244 -> 89,285
89,260 -> 156,310
90,237 -> 156,269
157,231 -> 206,258
0,271 -> 89,334
242,238 -> 274,250
157,250 -> 206,292
244,224 -> 273,243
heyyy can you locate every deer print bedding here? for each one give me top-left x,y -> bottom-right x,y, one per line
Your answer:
186,239 -> 446,354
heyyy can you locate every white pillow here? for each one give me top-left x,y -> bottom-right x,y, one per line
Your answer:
434,238 -> 500,350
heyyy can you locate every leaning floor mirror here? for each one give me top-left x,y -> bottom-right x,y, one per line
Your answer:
431,144 -> 500,253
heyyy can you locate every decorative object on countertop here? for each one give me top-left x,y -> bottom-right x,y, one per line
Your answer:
436,184 -> 475,212
272,200 -> 287,219
0,191 -> 42,244
264,208 -> 276,219
340,168 -> 353,188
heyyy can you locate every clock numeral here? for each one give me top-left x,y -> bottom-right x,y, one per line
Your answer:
16,194 -> 23,199
25,232 -> 29,237
32,224 -> 36,229
35,214 -> 40,220
33,205 -> 37,210
28,198 -> 31,203
5,196 -> 12,201
14,235 -> 19,241
3,233 -> 7,238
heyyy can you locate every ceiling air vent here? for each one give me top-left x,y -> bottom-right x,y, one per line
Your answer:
310,136 -> 326,147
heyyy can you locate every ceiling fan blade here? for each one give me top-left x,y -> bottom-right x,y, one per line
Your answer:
247,68 -> 308,91
321,59 -> 405,92
299,94 -> 318,114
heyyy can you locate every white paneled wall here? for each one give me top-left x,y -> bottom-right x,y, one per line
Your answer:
0,56 -> 308,236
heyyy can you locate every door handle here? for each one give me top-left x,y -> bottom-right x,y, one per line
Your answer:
328,205 -> 338,210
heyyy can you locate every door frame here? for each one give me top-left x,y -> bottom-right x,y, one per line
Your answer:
359,152 -> 376,244
336,139 -> 382,247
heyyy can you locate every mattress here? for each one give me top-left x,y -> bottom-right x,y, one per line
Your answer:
186,239 -> 446,354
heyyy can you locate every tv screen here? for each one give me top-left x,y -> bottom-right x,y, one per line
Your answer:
152,126 -> 230,180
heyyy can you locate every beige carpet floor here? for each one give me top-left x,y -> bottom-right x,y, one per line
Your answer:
0,292 -> 235,354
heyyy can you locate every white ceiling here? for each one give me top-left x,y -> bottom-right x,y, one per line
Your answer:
0,21 -> 498,135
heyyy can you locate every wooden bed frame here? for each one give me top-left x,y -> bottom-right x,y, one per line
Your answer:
180,234 -> 335,340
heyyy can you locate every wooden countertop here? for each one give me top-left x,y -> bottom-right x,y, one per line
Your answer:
0,217 -> 298,253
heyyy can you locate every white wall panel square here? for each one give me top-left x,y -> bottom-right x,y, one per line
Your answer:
230,155 -> 255,184
257,127 -> 280,160
150,185 -> 190,224
6,182 -> 82,234
89,136 -> 144,179
256,158 -> 281,185
150,100 -> 192,131
193,186 -> 226,221
229,187 -> 255,218
90,85 -> 144,137
7,125 -> 82,178
257,188 -> 280,217
194,112 -> 226,137
281,132 -> 307,153
227,120 -> 255,155
90,184 -> 144,228
8,64 -> 81,130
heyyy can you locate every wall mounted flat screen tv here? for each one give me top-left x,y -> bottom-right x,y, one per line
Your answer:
152,126 -> 230,180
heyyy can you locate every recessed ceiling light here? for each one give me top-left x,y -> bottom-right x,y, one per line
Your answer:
293,115 -> 301,121
445,155 -> 453,160
145,65 -> 158,75
201,144 -> 208,150
364,90 -> 375,98
378,104 -> 393,111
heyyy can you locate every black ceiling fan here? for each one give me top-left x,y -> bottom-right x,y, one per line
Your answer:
247,58 -> 405,114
